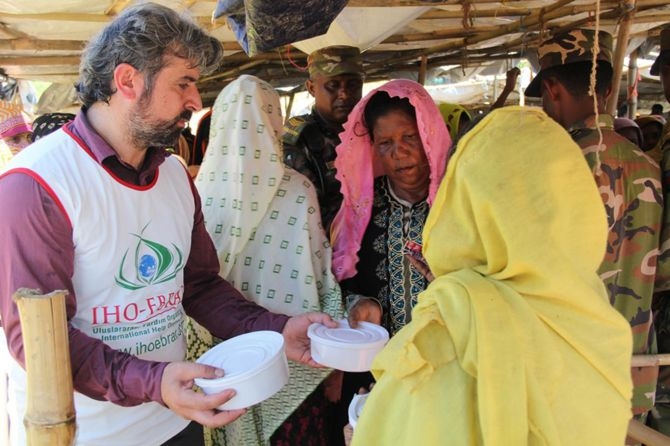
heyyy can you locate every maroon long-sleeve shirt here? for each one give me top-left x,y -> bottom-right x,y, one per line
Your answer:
0,109 -> 289,406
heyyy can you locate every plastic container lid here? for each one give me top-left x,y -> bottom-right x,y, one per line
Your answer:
195,331 -> 284,387
348,392 -> 369,429
308,320 -> 389,349
308,319 -> 390,371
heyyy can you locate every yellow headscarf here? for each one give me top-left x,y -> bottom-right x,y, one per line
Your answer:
352,106 -> 632,445
438,102 -> 472,141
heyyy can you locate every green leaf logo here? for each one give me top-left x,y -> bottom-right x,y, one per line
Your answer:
115,223 -> 185,290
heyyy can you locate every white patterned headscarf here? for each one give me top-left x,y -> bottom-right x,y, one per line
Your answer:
195,74 -> 342,316
194,74 -> 343,445
195,75 -> 284,278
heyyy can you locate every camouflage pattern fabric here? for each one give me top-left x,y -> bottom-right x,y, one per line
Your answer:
570,113 -> 663,416
525,28 -> 613,98
656,119 -> 670,293
214,0 -> 347,56
282,110 -> 343,232
307,45 -> 363,78
537,29 -> 612,70
650,120 -> 670,436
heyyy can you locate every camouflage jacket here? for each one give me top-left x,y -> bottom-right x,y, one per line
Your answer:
656,120 -> 670,292
282,109 -> 343,232
653,120 -> 670,405
570,113 -> 663,414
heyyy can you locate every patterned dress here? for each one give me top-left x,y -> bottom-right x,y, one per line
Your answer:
341,176 -> 429,337
570,113 -> 663,415
189,75 -> 344,446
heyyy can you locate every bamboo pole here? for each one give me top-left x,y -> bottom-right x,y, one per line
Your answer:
199,59 -> 267,83
418,55 -> 428,85
607,0 -> 636,115
366,0 -> 579,71
628,49 -> 639,118
627,419 -> 670,446
368,3 -> 630,79
13,288 -> 75,446
285,91 -> 296,124
630,353 -> 670,367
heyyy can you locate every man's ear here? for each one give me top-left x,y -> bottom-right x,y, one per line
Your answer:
113,63 -> 143,100
541,77 -> 560,102
602,84 -> 612,102
305,79 -> 315,98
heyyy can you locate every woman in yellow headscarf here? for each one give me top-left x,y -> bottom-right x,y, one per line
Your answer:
351,106 -> 633,445
437,102 -> 472,142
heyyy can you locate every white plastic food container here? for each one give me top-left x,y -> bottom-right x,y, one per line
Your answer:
194,330 -> 289,410
348,392 -> 370,429
308,319 -> 389,372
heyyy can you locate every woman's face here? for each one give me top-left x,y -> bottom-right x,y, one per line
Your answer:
3,131 -> 31,155
372,109 -> 430,201
640,122 -> 663,151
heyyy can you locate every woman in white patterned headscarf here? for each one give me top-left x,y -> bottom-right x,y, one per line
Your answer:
190,74 -> 344,446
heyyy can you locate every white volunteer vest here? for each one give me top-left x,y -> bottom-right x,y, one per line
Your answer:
6,129 -> 195,445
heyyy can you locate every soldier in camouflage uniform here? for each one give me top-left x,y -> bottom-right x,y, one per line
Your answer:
527,29 -> 664,424
283,46 -> 364,231
648,26 -> 670,435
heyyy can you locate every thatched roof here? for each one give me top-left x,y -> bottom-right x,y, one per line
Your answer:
0,0 -> 668,108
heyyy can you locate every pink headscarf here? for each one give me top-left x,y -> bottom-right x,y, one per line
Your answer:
331,79 -> 452,281
0,100 -> 31,139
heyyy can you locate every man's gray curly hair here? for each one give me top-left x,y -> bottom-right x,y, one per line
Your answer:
76,2 -> 223,108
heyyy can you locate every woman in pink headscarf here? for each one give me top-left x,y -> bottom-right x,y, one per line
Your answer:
330,79 -> 451,423
0,99 -> 32,170
332,79 -> 451,334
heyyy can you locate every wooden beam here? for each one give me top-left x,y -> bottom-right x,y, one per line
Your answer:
382,27 -> 496,44
367,2 -> 633,76
0,38 -> 84,51
618,13 -> 670,24
627,419 -> 670,446
392,1 -> 668,45
0,56 -> 80,66
418,55 -> 428,84
9,73 -> 79,83
220,50 -> 307,65
628,49 -> 639,118
348,0 -> 545,5
284,92 -> 296,124
607,0 -> 636,115
413,0 -> 667,20
0,40 -> 242,60
417,7 -> 533,19
199,59 -> 268,83
0,22 -> 30,39
367,0 -> 581,70
105,0 -> 133,16
0,12 -> 112,22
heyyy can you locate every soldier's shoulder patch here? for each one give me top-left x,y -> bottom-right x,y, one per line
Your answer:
283,115 -> 313,145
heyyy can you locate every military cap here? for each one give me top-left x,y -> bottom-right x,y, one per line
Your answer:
307,45 -> 363,78
525,29 -> 613,97
650,27 -> 670,76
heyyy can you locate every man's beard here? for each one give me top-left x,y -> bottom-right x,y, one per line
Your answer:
129,100 -> 191,149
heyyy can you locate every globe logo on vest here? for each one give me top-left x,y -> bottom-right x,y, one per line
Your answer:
139,254 -> 158,280
115,223 -> 185,290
